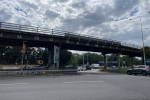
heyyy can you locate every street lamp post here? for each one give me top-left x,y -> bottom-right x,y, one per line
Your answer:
129,17 -> 146,66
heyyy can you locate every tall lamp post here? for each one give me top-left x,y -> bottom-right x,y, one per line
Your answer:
129,17 -> 146,66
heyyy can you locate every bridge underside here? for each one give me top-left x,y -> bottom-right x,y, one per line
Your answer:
0,38 -> 140,57
0,29 -> 140,57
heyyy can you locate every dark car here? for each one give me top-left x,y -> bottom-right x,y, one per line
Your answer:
33,66 -> 43,70
86,66 -> 91,70
127,65 -> 150,76
23,67 -> 33,70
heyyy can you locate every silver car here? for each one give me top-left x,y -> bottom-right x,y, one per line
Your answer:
127,65 -> 150,76
77,66 -> 86,71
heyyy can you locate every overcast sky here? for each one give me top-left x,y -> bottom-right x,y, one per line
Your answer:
0,0 -> 150,54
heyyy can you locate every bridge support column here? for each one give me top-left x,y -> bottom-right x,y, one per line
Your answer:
117,53 -> 120,70
131,57 -> 133,70
102,53 -> 107,70
47,47 -> 53,70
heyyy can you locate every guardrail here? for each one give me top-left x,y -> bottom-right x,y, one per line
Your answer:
0,22 -> 142,49
0,70 -> 77,74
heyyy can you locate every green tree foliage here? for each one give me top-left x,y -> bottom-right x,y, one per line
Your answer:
0,46 -> 22,65
120,55 -> 140,67
68,53 -> 103,67
60,49 -> 72,67
0,46 -> 72,68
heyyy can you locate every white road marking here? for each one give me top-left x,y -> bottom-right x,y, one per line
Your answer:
0,83 -> 28,85
0,84 -> 14,85
14,83 -> 28,85
63,81 -> 104,84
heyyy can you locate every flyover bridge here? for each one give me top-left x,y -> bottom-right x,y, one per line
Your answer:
0,22 -> 141,69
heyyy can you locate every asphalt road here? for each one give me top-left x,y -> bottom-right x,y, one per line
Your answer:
0,70 -> 150,100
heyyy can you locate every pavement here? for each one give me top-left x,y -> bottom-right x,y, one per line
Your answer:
0,69 -> 150,100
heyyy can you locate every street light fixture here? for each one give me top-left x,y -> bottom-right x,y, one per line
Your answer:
129,17 -> 146,66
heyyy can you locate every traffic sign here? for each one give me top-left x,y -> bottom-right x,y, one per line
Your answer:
38,60 -> 43,64
146,59 -> 150,64
54,45 -> 59,63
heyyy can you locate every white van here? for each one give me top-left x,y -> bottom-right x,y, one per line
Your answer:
91,64 -> 101,69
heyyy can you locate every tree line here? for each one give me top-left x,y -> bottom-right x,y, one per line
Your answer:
0,45 -> 149,68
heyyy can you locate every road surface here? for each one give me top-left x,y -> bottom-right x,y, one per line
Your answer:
0,70 -> 149,100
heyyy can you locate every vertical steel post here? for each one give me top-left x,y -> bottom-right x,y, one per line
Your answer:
52,29 -> 53,37
19,25 -> 21,35
140,18 -> 146,66
37,27 -> 38,35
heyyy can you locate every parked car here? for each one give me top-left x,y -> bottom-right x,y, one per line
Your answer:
127,65 -> 150,76
85,65 -> 91,70
33,66 -> 43,70
77,66 -> 86,71
23,67 -> 33,70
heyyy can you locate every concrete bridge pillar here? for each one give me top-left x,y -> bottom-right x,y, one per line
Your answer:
47,46 -> 53,70
131,57 -> 133,70
117,53 -> 120,70
102,53 -> 107,70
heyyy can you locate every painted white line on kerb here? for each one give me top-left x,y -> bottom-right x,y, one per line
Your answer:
63,81 -> 104,84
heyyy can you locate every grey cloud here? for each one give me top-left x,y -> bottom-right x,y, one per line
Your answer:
53,0 -> 69,3
66,8 -> 73,14
19,1 -> 38,10
111,0 -> 140,17
44,10 -> 60,20
71,1 -> 86,9
0,8 -> 12,22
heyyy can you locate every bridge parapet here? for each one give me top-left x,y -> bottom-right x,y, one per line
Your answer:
0,22 -> 142,50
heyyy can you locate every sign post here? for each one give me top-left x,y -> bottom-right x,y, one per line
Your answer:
54,45 -> 59,70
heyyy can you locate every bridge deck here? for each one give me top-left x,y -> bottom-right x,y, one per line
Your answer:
0,22 -> 141,56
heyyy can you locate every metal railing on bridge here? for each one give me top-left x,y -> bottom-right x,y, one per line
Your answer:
0,22 -> 142,49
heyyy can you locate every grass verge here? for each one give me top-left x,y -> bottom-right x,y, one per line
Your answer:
99,67 -> 132,74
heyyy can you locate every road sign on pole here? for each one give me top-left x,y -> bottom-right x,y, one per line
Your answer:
54,45 -> 59,63
146,59 -> 150,64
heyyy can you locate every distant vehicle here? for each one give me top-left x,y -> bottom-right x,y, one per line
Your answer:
91,64 -> 101,69
77,66 -> 86,71
85,65 -> 91,70
23,67 -> 33,70
33,66 -> 43,70
127,65 -> 150,76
